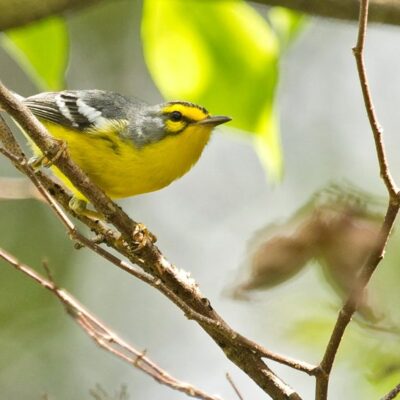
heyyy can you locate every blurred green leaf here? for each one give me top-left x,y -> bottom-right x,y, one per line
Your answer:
268,7 -> 306,50
2,17 -> 68,90
142,0 -> 284,178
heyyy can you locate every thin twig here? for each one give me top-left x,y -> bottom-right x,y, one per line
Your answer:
352,0 -> 398,199
315,1 -> 400,398
226,373 -> 244,400
381,383 -> 400,400
249,0 -> 400,27
0,246 -> 221,400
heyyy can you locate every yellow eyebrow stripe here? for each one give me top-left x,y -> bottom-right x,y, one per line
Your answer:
162,103 -> 208,122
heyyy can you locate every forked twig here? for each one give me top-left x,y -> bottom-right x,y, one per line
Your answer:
226,373 -> 244,400
315,1 -> 400,398
0,246 -> 221,400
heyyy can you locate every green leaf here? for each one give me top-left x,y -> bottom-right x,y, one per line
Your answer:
142,0 -> 283,178
268,7 -> 307,50
2,17 -> 68,90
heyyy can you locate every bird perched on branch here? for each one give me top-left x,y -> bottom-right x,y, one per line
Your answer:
15,90 -> 230,218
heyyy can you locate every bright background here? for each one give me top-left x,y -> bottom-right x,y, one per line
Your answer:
1,1 -> 400,399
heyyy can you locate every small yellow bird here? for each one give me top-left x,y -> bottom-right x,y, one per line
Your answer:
20,90 -> 231,217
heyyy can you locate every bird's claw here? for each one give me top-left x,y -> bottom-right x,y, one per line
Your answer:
28,141 -> 68,170
69,197 -> 104,221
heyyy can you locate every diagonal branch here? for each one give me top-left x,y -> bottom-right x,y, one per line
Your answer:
0,83 -> 308,399
381,383 -> 400,400
0,246 -> 221,400
226,373 -> 244,400
314,1 -> 400,398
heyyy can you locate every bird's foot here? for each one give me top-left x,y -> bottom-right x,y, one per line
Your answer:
28,141 -> 68,170
69,197 -> 104,221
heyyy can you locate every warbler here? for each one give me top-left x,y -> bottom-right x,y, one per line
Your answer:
18,90 -> 231,217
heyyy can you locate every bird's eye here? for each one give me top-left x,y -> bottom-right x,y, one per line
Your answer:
170,111 -> 183,122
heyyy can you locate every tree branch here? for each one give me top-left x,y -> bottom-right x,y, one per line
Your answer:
226,373 -> 245,400
314,1 -> 400,398
381,383 -> 400,400
0,246 -> 221,400
0,83 -> 307,399
251,0 -> 400,27
352,0 -> 398,200
0,0 -> 104,31
2,0 -> 400,34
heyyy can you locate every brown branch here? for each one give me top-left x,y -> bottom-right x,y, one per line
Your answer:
3,0 -> 400,31
0,84 -> 308,399
315,1 -> 400,399
0,0 -> 105,31
250,0 -> 400,27
352,1 -> 398,200
0,247 -> 220,400
381,383 -> 400,400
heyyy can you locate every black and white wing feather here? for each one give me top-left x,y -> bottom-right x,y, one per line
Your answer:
23,90 -> 134,131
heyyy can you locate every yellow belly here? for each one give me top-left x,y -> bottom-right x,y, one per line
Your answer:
36,121 -> 212,199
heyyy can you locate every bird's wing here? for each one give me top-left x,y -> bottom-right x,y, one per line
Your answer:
23,90 -> 132,132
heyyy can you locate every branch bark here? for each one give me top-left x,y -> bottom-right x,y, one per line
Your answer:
251,0 -> 400,26
0,0 -> 104,31
2,0 -> 400,33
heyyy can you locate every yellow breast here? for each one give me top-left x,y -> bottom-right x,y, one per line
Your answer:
37,121 -> 213,199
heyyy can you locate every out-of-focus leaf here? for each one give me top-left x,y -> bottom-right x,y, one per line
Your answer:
141,0 -> 283,178
268,7 -> 306,50
2,17 -> 68,90
236,183 -> 385,320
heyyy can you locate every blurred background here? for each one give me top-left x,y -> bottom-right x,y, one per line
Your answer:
1,0 -> 400,399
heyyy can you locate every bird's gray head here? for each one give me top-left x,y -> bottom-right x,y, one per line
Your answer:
128,101 -> 231,147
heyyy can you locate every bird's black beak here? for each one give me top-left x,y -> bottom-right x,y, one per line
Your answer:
195,115 -> 231,126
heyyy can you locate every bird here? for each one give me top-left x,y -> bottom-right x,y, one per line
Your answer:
17,90 -> 231,218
